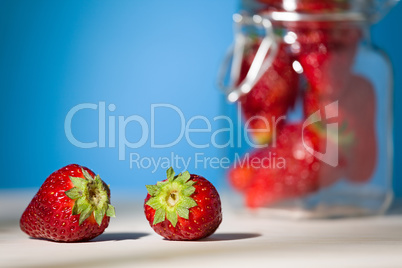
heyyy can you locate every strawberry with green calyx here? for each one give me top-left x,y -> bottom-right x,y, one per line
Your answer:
144,167 -> 222,241
65,169 -> 115,226
20,164 -> 115,242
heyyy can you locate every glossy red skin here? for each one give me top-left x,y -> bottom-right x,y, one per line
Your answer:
303,75 -> 377,183
239,42 -> 299,143
144,175 -> 222,241
20,164 -> 110,242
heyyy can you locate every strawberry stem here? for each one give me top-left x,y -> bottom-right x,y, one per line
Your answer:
65,168 -> 115,226
145,167 -> 198,227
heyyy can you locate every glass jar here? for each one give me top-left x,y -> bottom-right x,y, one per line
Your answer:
219,0 -> 397,218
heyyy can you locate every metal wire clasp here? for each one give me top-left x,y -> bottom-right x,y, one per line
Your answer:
218,13 -> 278,103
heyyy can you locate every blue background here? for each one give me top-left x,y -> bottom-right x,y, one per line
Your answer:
0,0 -> 401,197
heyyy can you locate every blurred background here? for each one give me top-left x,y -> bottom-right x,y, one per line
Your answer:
0,0 -> 401,197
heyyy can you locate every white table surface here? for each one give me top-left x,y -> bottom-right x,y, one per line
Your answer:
1,190 -> 402,268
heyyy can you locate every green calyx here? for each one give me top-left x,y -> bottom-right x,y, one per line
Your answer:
65,168 -> 115,226
145,167 -> 198,227
309,114 -> 355,147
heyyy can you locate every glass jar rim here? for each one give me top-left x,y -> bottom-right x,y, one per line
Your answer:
241,0 -> 400,23
257,10 -> 367,22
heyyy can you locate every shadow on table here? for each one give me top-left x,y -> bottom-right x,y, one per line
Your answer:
201,232 -> 261,241
28,232 -> 150,243
91,232 -> 150,242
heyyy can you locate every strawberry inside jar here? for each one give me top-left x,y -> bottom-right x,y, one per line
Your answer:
220,0 -> 396,218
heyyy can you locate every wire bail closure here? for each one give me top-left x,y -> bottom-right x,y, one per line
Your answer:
218,0 -> 400,103
218,13 -> 279,103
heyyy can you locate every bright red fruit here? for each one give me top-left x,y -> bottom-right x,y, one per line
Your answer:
296,25 -> 361,96
229,123 -> 345,208
228,165 -> 254,192
244,123 -> 322,208
228,148 -> 268,192
20,164 -> 115,242
239,42 -> 299,144
303,75 -> 377,183
144,167 -> 222,241
344,76 -> 377,182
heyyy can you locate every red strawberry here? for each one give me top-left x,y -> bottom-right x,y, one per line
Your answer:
144,167 -> 222,241
303,75 -> 377,183
340,75 -> 377,182
296,25 -> 361,96
228,165 -> 254,192
227,148 -> 271,192
245,123 -> 321,208
303,84 -> 351,171
239,122 -> 346,208
228,148 -> 285,205
239,41 -> 299,144
306,121 -> 348,187
20,164 -> 115,242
